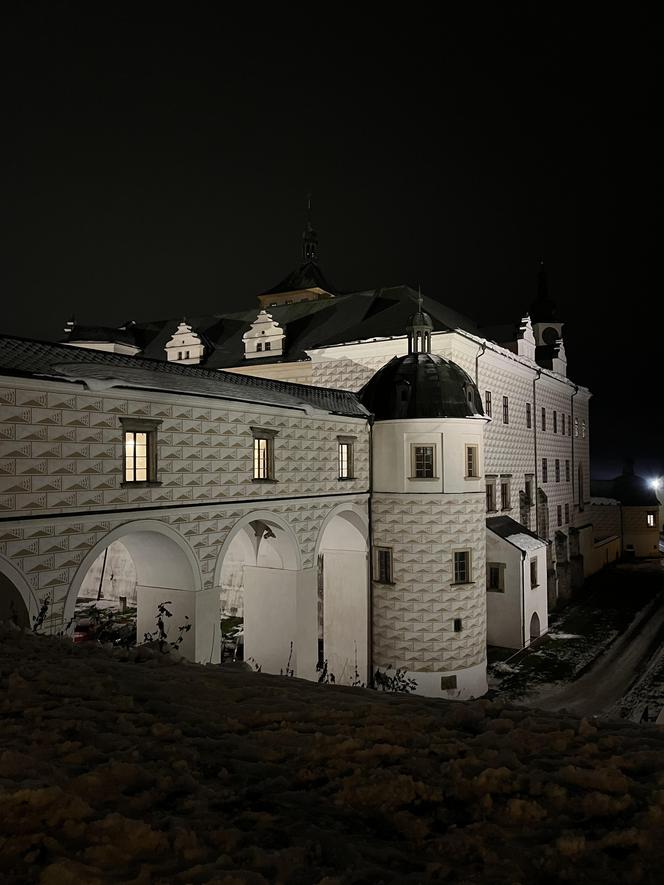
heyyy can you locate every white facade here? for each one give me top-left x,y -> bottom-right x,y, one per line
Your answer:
242,311 -> 285,359
164,321 -> 205,364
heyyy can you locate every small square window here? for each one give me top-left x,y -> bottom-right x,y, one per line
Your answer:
376,547 -> 393,584
256,342 -> 263,352
412,445 -> 435,478
453,551 -> 471,584
264,341 -> 271,351
454,618 -> 463,632
440,675 -> 457,690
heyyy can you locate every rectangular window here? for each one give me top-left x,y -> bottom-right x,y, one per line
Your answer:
530,559 -> 539,587
440,675 -> 458,690
376,547 -> 393,584
557,504 -> 562,526
412,444 -> 435,478
568,414 -> 572,436
120,418 -> 161,485
486,481 -> 496,512
525,475 -> 534,506
562,413 -> 566,435
501,478 -> 511,510
251,427 -> 278,480
542,458 -> 548,483
337,437 -> 355,480
526,402 -> 532,429
555,459 -> 560,482
256,342 -> 263,352
541,407 -> 546,431
465,444 -> 479,478
454,618 -> 463,632
582,419 -> 587,438
647,513 -> 656,528
565,502 -> 570,523
553,410 -> 558,434
502,396 -> 509,424
565,459 -> 571,482
264,341 -> 271,351
485,391 -> 492,417
487,562 -> 506,592
453,551 -> 471,584
574,417 -> 579,437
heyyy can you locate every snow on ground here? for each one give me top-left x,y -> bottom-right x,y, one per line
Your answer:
2,629 -> 664,883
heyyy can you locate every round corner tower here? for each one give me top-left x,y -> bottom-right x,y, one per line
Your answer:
359,307 -> 490,700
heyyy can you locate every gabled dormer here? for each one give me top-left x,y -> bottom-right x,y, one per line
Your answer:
164,320 -> 205,364
516,314 -> 537,360
242,310 -> 285,360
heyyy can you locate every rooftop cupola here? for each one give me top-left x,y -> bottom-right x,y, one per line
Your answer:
406,292 -> 433,354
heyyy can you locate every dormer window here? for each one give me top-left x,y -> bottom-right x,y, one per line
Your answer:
165,321 -> 205,365
243,310 -> 285,359
256,342 -> 263,352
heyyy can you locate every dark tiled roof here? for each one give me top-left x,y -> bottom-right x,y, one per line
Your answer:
486,515 -> 546,543
127,286 -> 479,369
261,260 -> 336,296
0,336 -> 369,419
590,475 -> 660,507
64,324 -> 144,347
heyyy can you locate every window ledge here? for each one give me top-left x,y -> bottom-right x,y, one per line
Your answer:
450,581 -> 476,587
464,475 -> 480,480
374,580 -> 396,586
121,481 -> 162,488
338,477 -> 355,482
252,478 -> 278,483
409,476 -> 439,481
501,506 -> 512,512
487,508 -> 498,513
487,587 -> 505,593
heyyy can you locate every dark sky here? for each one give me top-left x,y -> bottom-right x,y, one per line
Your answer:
1,4 -> 661,478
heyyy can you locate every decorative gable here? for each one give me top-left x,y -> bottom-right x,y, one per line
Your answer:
164,321 -> 205,365
242,311 -> 285,360
516,314 -> 537,360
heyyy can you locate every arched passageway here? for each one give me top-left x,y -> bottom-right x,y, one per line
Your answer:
216,515 -> 302,677
530,612 -> 541,641
66,522 -> 214,662
0,556 -> 35,629
316,508 -> 369,685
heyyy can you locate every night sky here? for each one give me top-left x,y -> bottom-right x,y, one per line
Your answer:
1,5 -> 661,478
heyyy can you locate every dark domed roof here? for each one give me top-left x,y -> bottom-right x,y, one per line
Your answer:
359,353 -> 485,420
408,310 -> 433,327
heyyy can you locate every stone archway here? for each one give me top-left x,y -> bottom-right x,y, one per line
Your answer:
65,521 -> 215,663
530,612 -> 541,641
214,512 -> 304,677
0,554 -> 37,629
315,505 -> 369,685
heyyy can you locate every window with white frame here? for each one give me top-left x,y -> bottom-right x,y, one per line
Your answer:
501,477 -> 511,510
251,427 -> 277,480
486,480 -> 496,512
530,558 -> 539,587
487,562 -> 506,592
412,444 -> 435,478
453,550 -> 472,584
337,436 -> 355,480
465,444 -> 479,478
647,512 -> 657,528
120,418 -> 161,485
375,547 -> 393,583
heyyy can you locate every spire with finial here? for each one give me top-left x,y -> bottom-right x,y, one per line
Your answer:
407,289 -> 433,354
302,192 -> 319,264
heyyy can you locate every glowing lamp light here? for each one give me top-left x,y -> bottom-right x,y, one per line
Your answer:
650,478 -> 661,491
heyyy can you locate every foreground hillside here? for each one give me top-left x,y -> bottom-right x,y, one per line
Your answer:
1,631 -> 664,884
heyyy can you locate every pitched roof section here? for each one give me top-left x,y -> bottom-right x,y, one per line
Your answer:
0,336 -> 369,418
122,286 -> 478,369
260,260 -> 336,296
487,515 -> 548,547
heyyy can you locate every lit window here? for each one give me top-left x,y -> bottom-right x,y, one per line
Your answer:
251,428 -> 277,480
503,396 -> 509,424
526,402 -> 532,429
542,458 -> 548,483
487,562 -> 505,592
541,407 -> 546,431
581,419 -> 586,438
555,459 -> 560,482
486,481 -> 496,512
574,417 -> 579,437
376,547 -> 393,584
530,559 -> 538,587
501,478 -> 511,509
412,445 -> 435,478
466,444 -> 479,478
553,411 -> 558,434
338,437 -> 355,479
647,512 -> 656,528
120,418 -> 161,485
485,391 -> 492,417
453,550 -> 471,584
454,618 -> 463,632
